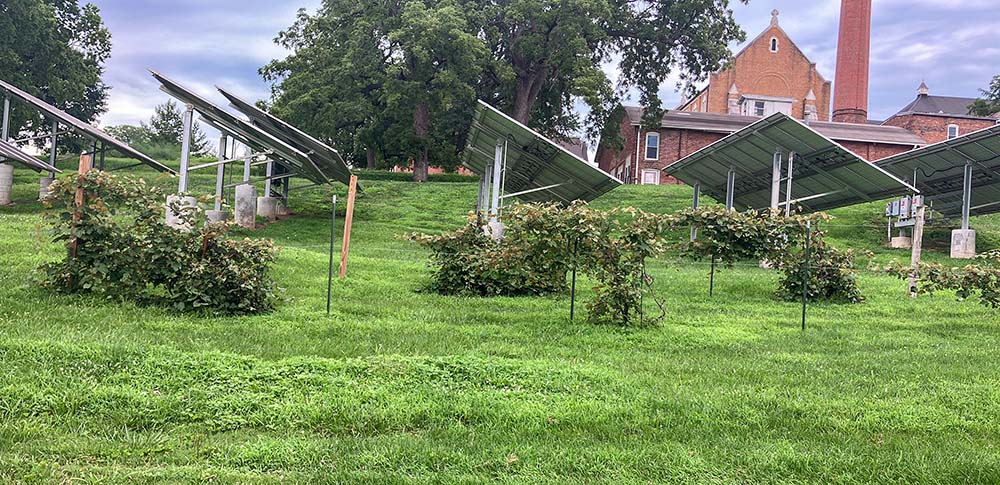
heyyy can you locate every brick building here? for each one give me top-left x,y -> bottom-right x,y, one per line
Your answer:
677,10 -> 831,122
596,0 -> 998,186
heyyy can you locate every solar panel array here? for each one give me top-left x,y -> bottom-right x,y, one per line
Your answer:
152,71 -> 350,188
0,78 -> 173,174
664,113 -> 917,213
0,139 -> 59,173
217,87 -> 355,188
464,100 -> 621,204
876,123 -> 1000,218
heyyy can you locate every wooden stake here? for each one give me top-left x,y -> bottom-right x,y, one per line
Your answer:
70,153 -> 92,259
909,204 -> 925,298
338,175 -> 358,279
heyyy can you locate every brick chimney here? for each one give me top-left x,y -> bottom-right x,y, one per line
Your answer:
832,0 -> 872,124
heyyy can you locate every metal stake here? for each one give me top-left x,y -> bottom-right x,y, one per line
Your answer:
801,221 -> 812,331
326,195 -> 338,316
709,253 -> 716,297
690,181 -> 700,241
570,238 -> 578,322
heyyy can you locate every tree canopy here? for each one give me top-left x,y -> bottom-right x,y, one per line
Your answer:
0,0 -> 111,144
106,100 -> 210,159
262,0 -> 746,176
969,75 -> 1000,118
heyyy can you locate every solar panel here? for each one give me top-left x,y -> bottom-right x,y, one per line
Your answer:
664,112 -> 917,212
876,123 -> 1000,218
464,100 -> 621,204
0,139 -> 59,173
0,77 -> 173,174
150,71 -> 333,187
216,87 -> 356,188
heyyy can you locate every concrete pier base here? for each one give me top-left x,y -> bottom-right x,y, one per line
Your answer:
235,185 -> 257,229
951,229 -> 976,259
165,195 -> 198,231
483,221 -> 505,241
890,236 -> 912,249
257,196 -> 279,220
0,163 -> 13,205
205,209 -> 231,223
39,177 -> 53,201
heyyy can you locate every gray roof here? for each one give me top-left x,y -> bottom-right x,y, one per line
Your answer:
556,138 -> 588,160
891,94 -> 993,120
623,106 -> 926,146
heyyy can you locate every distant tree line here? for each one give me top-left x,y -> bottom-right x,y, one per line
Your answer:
260,0 -> 749,181
106,100 -> 211,160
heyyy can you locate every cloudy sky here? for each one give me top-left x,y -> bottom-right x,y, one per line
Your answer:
89,0 -> 1000,135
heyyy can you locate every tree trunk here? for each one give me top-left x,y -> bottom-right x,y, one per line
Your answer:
412,102 -> 429,183
365,146 -> 377,170
512,71 -> 546,124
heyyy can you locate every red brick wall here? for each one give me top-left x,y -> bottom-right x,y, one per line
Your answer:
596,115 -> 639,182
838,140 -> 913,162
703,25 -> 832,121
882,114 -> 997,145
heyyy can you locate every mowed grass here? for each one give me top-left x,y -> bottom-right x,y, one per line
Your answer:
2,158 -> 1000,483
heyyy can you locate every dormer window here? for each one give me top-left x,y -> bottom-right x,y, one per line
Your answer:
770,37 -> 778,52
948,124 -> 960,139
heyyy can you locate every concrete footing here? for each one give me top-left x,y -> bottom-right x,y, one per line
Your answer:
890,236 -> 912,249
205,209 -> 231,223
235,185 -> 257,229
276,201 -> 291,216
257,196 -> 279,220
951,229 -> 976,259
483,220 -> 505,241
39,177 -> 53,201
165,195 -> 198,231
0,163 -> 13,205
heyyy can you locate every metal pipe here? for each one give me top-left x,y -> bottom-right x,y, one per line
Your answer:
2,96 -> 9,141
691,181 -> 700,241
326,195 -> 338,316
264,159 -> 274,197
215,135 -> 227,211
725,168 -> 736,212
48,120 -> 58,178
962,161 -> 973,231
223,172 -> 295,189
771,150 -> 782,209
188,151 -> 269,172
177,103 -> 194,193
500,182 -> 567,199
13,129 -> 73,144
489,139 -> 503,221
784,152 -> 796,216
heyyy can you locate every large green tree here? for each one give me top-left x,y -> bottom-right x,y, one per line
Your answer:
969,75 -> 1000,117
262,0 -> 485,181
0,0 -> 111,144
262,0 -> 745,174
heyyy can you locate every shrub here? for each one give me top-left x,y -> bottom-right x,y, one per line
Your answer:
886,250 -> 1000,308
773,229 -> 871,304
38,170 -> 280,315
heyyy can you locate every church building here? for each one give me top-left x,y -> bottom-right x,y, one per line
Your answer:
596,0 -> 999,185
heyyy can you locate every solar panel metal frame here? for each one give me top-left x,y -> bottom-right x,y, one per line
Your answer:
464,100 -> 621,204
0,77 -> 173,174
216,87 -> 356,188
664,112 -> 918,212
0,139 -> 59,173
876,123 -> 1000,218
151,71 -> 331,187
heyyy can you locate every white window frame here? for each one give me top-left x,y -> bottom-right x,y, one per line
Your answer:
641,169 -> 660,185
754,100 -> 766,117
770,37 -> 779,52
947,124 -> 960,139
644,132 -> 660,161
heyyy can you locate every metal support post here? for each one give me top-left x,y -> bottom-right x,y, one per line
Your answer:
690,181 -> 700,241
801,221 -> 812,330
725,168 -> 736,212
48,120 -> 58,178
264,159 -> 274,197
243,152 -> 252,183
962,161 -> 973,231
326,195 -> 338,316
476,175 -> 485,215
784,152 -> 796,216
177,104 -> 194,193
215,135 -> 228,211
489,139 -> 504,222
909,204 -> 925,297
771,150 -> 782,209
2,95 -> 9,141
98,142 -> 105,170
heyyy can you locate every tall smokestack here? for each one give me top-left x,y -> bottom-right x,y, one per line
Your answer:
832,0 -> 872,124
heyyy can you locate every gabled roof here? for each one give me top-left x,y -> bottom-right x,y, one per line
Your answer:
623,107 -> 926,146
557,138 -> 589,161
890,94 -> 995,121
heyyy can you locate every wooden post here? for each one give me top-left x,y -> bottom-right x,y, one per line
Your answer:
338,175 -> 358,279
70,153 -> 93,259
909,204 -> 926,298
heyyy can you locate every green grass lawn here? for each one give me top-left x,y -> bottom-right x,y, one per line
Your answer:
2,159 -> 1000,483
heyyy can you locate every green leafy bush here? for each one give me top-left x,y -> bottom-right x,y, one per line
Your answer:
887,250 -> 1000,307
38,170 -> 280,315
773,230 -> 871,304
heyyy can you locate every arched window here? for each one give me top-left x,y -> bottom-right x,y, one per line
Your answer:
770,37 -> 779,52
